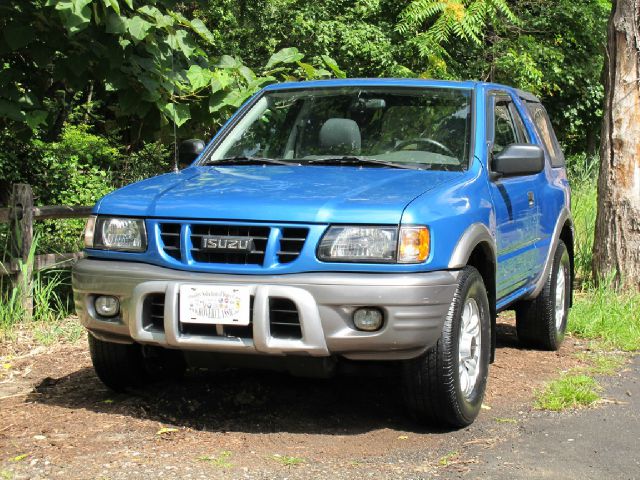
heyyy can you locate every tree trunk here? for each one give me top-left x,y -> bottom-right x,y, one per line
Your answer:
593,0 -> 640,290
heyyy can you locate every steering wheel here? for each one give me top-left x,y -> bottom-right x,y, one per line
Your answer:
391,138 -> 454,157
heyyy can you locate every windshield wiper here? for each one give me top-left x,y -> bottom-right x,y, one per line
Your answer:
306,156 -> 424,170
203,155 -> 293,166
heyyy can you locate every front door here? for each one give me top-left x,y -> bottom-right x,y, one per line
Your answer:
487,92 -> 543,300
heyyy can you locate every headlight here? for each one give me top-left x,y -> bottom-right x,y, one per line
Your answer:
84,216 -> 147,252
318,226 -> 397,262
317,225 -> 430,263
318,226 -> 430,263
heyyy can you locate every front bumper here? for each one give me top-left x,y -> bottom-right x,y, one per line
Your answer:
72,259 -> 459,360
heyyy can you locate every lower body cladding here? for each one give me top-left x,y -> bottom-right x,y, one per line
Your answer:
72,259 -> 459,369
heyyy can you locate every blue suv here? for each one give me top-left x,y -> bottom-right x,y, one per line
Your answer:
73,79 -> 573,427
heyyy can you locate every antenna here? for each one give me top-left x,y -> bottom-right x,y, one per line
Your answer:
171,38 -> 179,173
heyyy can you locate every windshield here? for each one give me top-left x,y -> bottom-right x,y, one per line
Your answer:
203,87 -> 473,170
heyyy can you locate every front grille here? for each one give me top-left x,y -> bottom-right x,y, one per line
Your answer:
159,223 -> 181,260
142,293 -> 165,332
158,222 -> 310,267
190,225 -> 270,265
269,298 -> 302,339
277,228 -> 309,263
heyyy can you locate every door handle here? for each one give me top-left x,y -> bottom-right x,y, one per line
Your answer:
528,191 -> 535,207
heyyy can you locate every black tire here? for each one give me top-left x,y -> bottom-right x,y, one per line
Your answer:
88,334 -> 149,392
401,266 -> 491,428
516,240 -> 571,351
88,336 -> 186,392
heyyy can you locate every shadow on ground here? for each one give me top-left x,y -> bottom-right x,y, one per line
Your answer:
28,322 -> 523,436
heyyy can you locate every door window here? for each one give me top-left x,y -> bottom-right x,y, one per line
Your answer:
491,97 -> 529,154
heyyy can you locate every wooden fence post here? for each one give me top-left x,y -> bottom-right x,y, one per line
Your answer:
9,184 -> 34,319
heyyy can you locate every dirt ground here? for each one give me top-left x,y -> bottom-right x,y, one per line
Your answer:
0,316 -> 587,479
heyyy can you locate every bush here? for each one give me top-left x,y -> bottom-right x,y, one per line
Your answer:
27,125 -> 116,253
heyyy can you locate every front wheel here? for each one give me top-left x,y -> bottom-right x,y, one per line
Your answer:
402,266 -> 491,428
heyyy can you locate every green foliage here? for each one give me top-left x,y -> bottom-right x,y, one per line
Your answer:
535,374 -> 601,411
397,0 -> 517,56
568,288 -> 640,352
0,237 -> 71,334
119,140 -> 173,185
28,125 -> 116,253
0,0 -> 337,142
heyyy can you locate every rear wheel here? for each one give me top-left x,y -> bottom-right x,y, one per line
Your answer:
402,266 -> 491,428
516,240 -> 571,351
88,335 -> 186,392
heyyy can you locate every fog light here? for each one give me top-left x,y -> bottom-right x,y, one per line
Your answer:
353,308 -> 383,331
94,296 -> 120,317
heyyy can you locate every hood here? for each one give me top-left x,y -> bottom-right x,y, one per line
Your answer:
96,165 -> 461,224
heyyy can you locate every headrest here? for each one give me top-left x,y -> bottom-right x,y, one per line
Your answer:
319,118 -> 361,154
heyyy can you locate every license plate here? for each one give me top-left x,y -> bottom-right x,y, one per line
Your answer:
179,284 -> 250,325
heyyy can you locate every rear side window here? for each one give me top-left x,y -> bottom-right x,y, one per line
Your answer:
526,102 -> 565,167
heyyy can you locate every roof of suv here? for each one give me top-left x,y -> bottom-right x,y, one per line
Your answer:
262,78 -> 541,103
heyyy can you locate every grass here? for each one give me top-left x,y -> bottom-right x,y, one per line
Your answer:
571,183 -> 597,283
198,451 -> 233,468
1,237 -> 74,344
535,286 -> 637,412
568,289 -> 640,351
535,374 -> 601,411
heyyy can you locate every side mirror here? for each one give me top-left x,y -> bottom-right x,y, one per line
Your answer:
178,139 -> 205,168
491,144 -> 544,178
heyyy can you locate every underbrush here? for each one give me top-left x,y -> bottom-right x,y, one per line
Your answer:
0,239 -> 75,343
568,288 -> 640,351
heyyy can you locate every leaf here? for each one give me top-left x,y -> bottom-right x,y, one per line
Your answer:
265,47 -> 304,69
162,103 -> 190,127
167,30 -> 195,58
321,55 -> 346,78
217,55 -> 240,69
123,0 -> 133,8
127,15 -> 153,43
24,110 -> 48,129
54,0 -> 93,34
297,62 -> 316,79
138,5 -> 173,29
186,65 -> 211,90
189,18 -> 215,45
238,66 -> 256,84
156,427 -> 179,435
105,13 -> 127,34
210,70 -> 233,93
105,0 -> 120,15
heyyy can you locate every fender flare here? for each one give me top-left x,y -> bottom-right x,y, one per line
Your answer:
448,223 -> 497,269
